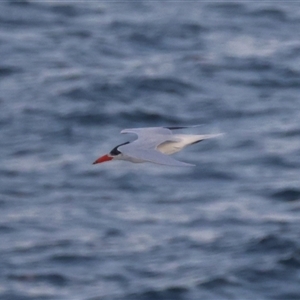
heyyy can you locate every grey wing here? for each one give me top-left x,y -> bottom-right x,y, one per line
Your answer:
121,125 -> 203,138
119,144 -> 195,167
165,125 -> 202,130
121,127 -> 178,149
121,127 -> 173,138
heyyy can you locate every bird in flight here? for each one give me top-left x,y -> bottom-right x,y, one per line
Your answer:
93,126 -> 221,167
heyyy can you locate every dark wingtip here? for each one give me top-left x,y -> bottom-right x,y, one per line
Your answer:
165,126 -> 188,130
165,125 -> 202,130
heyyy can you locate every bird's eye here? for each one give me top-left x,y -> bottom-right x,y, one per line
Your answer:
109,141 -> 130,156
110,146 -> 120,156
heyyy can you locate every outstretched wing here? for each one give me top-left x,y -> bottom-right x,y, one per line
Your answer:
121,127 -> 172,138
118,144 -> 195,167
121,127 -> 178,149
164,125 -> 202,130
121,125 -> 202,138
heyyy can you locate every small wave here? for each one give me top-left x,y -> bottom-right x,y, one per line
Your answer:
49,253 -> 96,264
198,275 -> 239,289
0,65 -> 22,77
8,0 -> 31,6
236,266 -> 281,284
57,111 -> 110,127
120,109 -> 179,125
57,85 -> 90,101
13,239 -> 73,254
192,167 -> 236,181
249,7 -> 287,22
271,188 -> 300,202
225,36 -> 280,59
103,228 -> 123,238
277,128 -> 300,138
207,2 -> 246,15
0,1 -> 54,27
257,154 -> 298,169
127,286 -> 188,300
126,22 -> 206,50
8,272 -> 68,287
135,77 -> 197,95
50,3 -> 82,17
246,234 -> 296,253
273,292 -> 300,300
248,78 -> 300,88
0,224 -> 14,233
279,250 -> 300,268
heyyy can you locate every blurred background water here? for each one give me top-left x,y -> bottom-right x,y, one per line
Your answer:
1,1 -> 300,299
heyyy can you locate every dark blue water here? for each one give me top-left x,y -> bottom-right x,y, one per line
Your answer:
1,1 -> 300,299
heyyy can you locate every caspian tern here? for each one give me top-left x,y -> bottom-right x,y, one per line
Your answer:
93,126 -> 221,167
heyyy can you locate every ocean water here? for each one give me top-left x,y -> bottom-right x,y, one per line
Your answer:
1,1 -> 300,299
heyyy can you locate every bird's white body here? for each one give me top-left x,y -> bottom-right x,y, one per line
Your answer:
93,126 -> 221,167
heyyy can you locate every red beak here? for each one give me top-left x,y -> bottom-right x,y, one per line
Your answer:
93,154 -> 113,164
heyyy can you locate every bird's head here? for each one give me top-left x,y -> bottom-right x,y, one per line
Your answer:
93,142 -> 129,165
